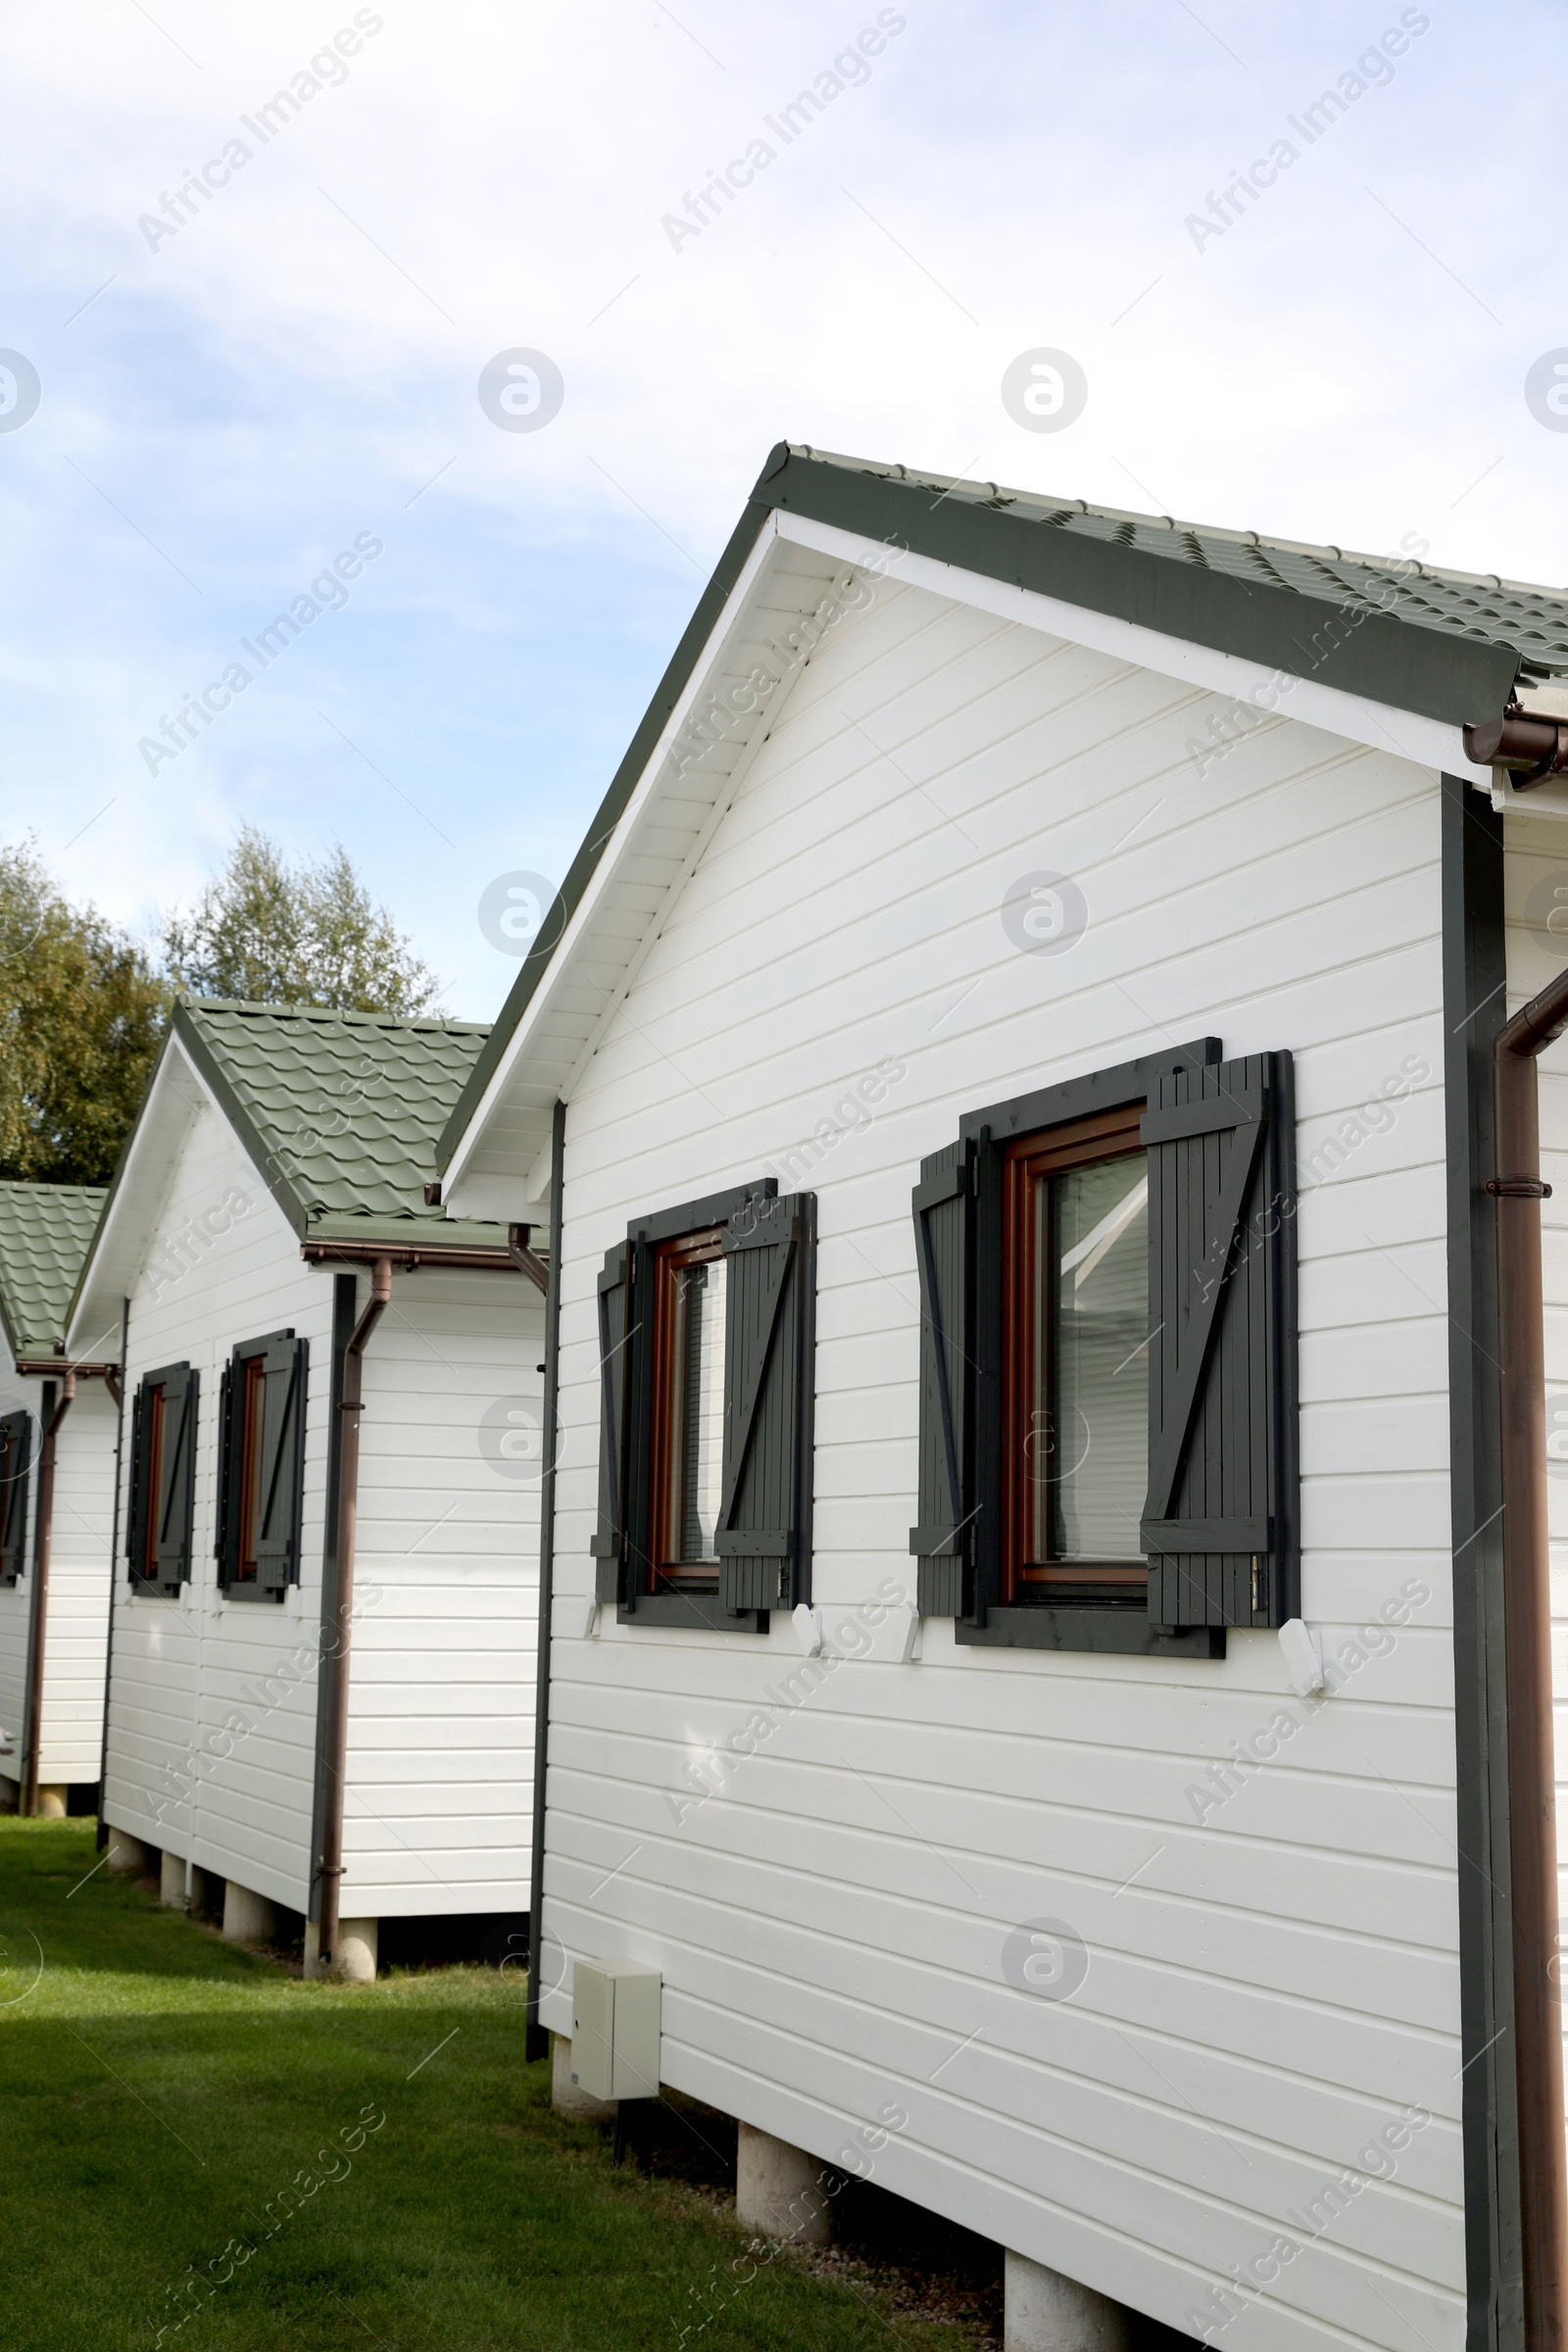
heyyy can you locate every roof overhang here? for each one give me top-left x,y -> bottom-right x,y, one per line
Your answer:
439,447 -> 1512,1205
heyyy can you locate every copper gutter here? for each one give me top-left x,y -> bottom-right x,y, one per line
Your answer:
302,1240 -> 521,1273
316,1256 -> 391,1971
21,1374 -> 74,1815
1465,705 -> 1568,790
1491,962 -> 1568,2352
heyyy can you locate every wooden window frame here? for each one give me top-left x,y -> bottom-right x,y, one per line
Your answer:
646,1225 -> 725,1593
1001,1102 -> 1149,1606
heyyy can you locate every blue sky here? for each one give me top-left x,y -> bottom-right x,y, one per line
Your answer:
1,0 -> 1560,1016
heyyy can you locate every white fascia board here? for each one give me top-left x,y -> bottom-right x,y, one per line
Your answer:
774,509 -> 1496,789
66,1038 -> 296,1353
442,514 -> 788,1200
67,1038 -> 215,1351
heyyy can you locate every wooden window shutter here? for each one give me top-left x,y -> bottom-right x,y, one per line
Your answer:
254,1335 -> 307,1592
590,1243 -> 631,1605
152,1363 -> 198,1593
0,1409 -> 30,1586
215,1358 -> 240,1584
715,1193 -> 816,1615
1141,1052 -> 1298,1628
126,1379 -> 151,1581
907,1141 -> 976,1617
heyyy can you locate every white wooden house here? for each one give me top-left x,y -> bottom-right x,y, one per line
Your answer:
68,998 -> 545,1977
435,445 -> 1568,2352
0,1181 -> 118,1814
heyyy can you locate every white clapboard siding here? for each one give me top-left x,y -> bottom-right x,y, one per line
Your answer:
102,1078 -> 543,1923
343,1264 -> 541,1916
537,571 -> 1461,2352
1506,808 -> 1568,2207
35,1382 -> 120,1784
103,1101 -> 331,1907
0,1367 -> 119,1794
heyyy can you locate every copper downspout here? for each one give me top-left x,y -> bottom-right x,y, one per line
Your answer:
1493,964 -> 1568,2352
22,1374 -> 75,1816
316,1256 -> 392,1972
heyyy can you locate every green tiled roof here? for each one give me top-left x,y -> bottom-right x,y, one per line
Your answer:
440,441 -> 1555,1164
785,448 -> 1568,678
177,1000 -> 505,1248
0,1181 -> 107,1357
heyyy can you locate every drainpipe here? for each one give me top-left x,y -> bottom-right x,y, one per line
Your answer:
525,1102 -> 566,2064
22,1374 -> 75,1816
1491,963 -> 1568,2352
316,1256 -> 391,1971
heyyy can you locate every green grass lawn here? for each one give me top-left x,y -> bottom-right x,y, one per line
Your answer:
0,1820 -> 996,2351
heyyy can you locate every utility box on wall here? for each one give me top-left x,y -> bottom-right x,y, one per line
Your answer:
570,1963 -> 662,2100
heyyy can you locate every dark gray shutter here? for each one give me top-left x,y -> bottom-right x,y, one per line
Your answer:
254,1335 -> 307,1592
590,1244 -> 630,1605
715,1193 -> 815,1614
126,1380 -> 150,1580
0,1409 -> 30,1585
1141,1052 -> 1298,1627
215,1359 -> 239,1583
908,1141 -> 976,1617
152,1363 -> 198,1594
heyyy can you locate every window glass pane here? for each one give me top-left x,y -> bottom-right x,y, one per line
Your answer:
1048,1152 -> 1149,1562
668,1256 -> 727,1564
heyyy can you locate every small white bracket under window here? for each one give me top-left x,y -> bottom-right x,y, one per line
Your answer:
1279,1617 -> 1327,1697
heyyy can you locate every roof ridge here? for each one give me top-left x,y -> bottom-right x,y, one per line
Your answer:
784,443 -> 1568,609
184,995 -> 490,1035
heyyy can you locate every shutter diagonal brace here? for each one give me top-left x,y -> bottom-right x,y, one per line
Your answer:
1143,1103 -> 1267,1533
716,1225 -> 797,1546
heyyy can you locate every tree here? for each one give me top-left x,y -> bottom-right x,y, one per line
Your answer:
162,827 -> 440,1016
0,840 -> 172,1186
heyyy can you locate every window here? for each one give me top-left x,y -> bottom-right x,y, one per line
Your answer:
909,1042 -> 1297,1650
594,1183 -> 815,1628
648,1228 -> 727,1588
1004,1107 -> 1149,1601
217,1332 -> 307,1597
0,1408 -> 29,1585
127,1362 -> 198,1594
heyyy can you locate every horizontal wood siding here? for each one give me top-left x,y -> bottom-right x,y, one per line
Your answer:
345,1266 -> 541,1916
102,1083 -> 541,1919
540,573 -> 1460,2352
102,1104 -> 331,1907
0,1372 -> 118,1792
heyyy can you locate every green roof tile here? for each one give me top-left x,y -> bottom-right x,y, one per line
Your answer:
0,1181 -> 107,1356
177,1000 -> 505,1242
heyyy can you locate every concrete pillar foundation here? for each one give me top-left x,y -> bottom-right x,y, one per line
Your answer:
1004,2253 -> 1129,2352
107,1830 -> 148,1873
551,2034 -> 616,2123
303,1918 -> 377,1982
0,1775 -> 17,1812
735,2122 -> 835,2245
221,1881 -> 276,1943
336,1919 -> 377,1982
160,1851 -> 188,1908
34,1786 -> 67,1819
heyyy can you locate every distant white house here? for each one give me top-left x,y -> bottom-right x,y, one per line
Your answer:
0,1181 -> 118,1814
437,446 -> 1568,2352
68,998 -> 545,1977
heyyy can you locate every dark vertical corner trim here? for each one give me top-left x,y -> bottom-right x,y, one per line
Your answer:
308,1272 -> 359,1926
1443,772 -> 1522,2352
94,1298 -> 131,1848
526,1099 -> 566,2064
